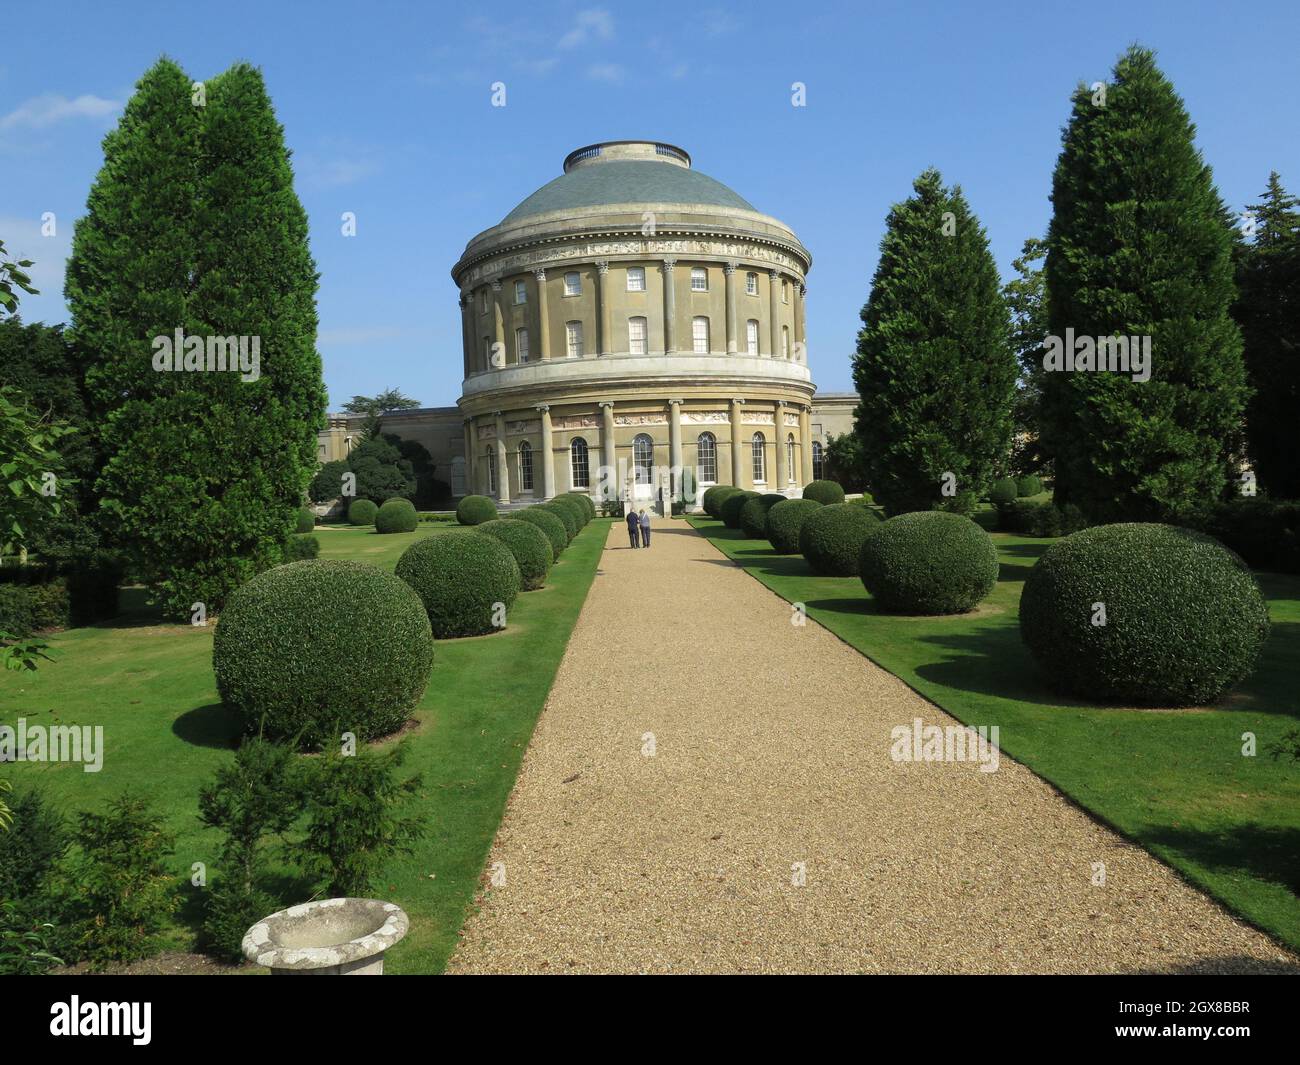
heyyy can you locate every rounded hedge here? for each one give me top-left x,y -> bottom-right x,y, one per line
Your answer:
703,485 -> 741,519
284,533 -> 319,561
989,477 -> 1019,507
802,480 -> 845,506
740,493 -> 789,540
550,493 -> 589,529
799,503 -> 882,576
565,493 -> 596,521
213,560 -> 433,747
295,506 -> 315,533
540,501 -> 578,543
1019,523 -> 1270,705
514,507 -> 566,560
395,531 -> 521,638
456,494 -> 498,526
375,497 -> 418,533
1017,474 -> 1044,498
347,498 -> 378,526
477,519 -> 552,590
720,490 -> 759,529
859,511 -> 999,614
766,498 -> 823,554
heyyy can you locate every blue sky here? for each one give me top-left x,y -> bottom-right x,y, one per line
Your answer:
3,0 -> 1297,407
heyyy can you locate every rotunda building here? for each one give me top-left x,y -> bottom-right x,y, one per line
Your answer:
453,140 -> 816,507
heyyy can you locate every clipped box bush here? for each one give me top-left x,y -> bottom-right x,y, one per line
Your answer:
1016,474 -> 1044,498
703,485 -> 741,519
375,497 -> 418,533
456,494 -> 498,526
295,507 -> 316,533
740,493 -> 789,540
989,477 -> 1019,507
720,490 -> 759,529
514,507 -> 567,561
859,511 -> 999,614
478,519 -> 552,590
766,498 -> 823,554
213,560 -> 433,746
285,533 -> 320,561
565,492 -> 596,521
1019,523 -> 1270,705
550,493 -> 589,529
395,531 -> 522,637
540,501 -> 578,543
1195,498 -> 1300,574
347,498 -> 377,526
799,503 -> 882,576
802,480 -> 846,506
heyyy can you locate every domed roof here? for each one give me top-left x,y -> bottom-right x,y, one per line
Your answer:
500,141 -> 756,224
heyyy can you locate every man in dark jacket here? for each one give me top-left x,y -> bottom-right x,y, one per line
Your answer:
626,508 -> 640,548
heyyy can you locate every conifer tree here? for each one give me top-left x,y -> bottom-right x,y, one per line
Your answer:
851,169 -> 1015,515
1042,46 -> 1248,521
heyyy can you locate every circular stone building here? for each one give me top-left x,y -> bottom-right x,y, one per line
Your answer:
453,141 -> 817,508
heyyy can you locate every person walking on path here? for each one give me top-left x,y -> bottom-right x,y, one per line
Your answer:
639,508 -> 651,547
625,508 -> 641,548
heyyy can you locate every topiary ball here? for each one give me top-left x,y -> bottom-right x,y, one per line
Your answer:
478,519 -> 552,591
565,493 -> 596,521
702,485 -> 738,519
347,498 -> 378,526
540,501 -> 578,543
1019,524 -> 1270,705
213,560 -> 433,747
550,494 -> 589,529
395,531 -> 522,638
859,511 -> 999,614
989,477 -> 1019,507
802,480 -> 845,506
284,533 -> 319,561
766,498 -> 823,554
375,497 -> 418,533
799,503 -> 882,576
295,506 -> 315,533
514,507 -> 566,561
740,493 -> 789,540
456,494 -> 498,526
1017,474 -> 1044,498
720,490 -> 759,529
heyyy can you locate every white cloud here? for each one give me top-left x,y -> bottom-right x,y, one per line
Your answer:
0,93 -> 120,131
0,214 -> 73,320
558,9 -> 614,49
587,63 -> 624,84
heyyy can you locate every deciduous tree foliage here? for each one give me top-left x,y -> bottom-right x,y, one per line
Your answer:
1043,46 -> 1248,521
851,169 -> 1015,515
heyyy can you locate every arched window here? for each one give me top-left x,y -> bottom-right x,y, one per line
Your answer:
692,316 -> 710,354
570,437 -> 590,489
486,446 -> 497,495
628,316 -> 648,355
812,440 -> 824,481
751,432 -> 767,484
519,441 -> 534,492
697,432 -> 718,483
786,433 -> 796,482
633,434 -> 654,485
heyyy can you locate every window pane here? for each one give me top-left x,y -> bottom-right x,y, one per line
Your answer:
751,432 -> 766,482
633,434 -> 653,484
746,272 -> 757,296
566,321 -> 583,357
519,442 -> 533,491
627,267 -> 645,292
514,279 -> 527,304
486,448 -> 497,494
571,437 -> 590,488
691,267 -> 707,291
628,316 -> 647,355
516,327 -> 529,363
692,316 -> 709,353
697,432 -> 717,483
746,319 -> 758,355
812,441 -> 824,480
564,272 -> 580,295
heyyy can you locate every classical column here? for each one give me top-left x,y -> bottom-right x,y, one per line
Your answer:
600,401 -> 616,489
459,292 -> 473,377
730,397 -> 746,487
795,283 -> 807,359
768,270 -> 782,357
493,410 -> 510,503
491,279 -> 506,367
594,260 -> 611,356
774,401 -> 787,489
464,417 -> 477,494
668,398 -> 683,497
799,405 -> 814,485
724,261 -> 738,354
533,268 -> 550,359
661,258 -> 677,354
536,404 -> 555,500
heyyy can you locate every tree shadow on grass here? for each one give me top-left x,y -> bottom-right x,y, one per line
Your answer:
1142,822 -> 1300,898
910,627 -> 1094,708
173,703 -> 242,750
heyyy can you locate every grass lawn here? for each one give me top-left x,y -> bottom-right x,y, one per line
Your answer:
1,518 -> 613,973
691,517 -> 1300,953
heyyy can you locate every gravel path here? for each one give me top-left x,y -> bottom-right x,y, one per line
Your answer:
447,517 -> 1298,974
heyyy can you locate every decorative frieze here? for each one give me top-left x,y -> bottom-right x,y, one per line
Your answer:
783,412 -> 801,427
506,419 -> 539,436
742,412 -> 776,426
553,414 -> 600,430
681,411 -> 730,424
614,413 -> 668,427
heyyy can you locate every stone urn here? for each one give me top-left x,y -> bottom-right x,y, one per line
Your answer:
243,898 -> 409,975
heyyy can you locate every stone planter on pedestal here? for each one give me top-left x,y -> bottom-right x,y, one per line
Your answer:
243,898 -> 409,975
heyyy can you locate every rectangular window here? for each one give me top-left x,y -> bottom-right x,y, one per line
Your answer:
628,316 -> 647,355
782,280 -> 789,303
478,290 -> 488,314
746,271 -> 758,296
691,267 -> 708,292
781,326 -> 790,358
692,316 -> 710,354
566,320 -> 584,358
564,271 -> 581,296
515,327 -> 529,363
520,445 -> 534,491
514,279 -> 527,305
746,319 -> 759,355
486,449 -> 497,494
626,266 -> 645,292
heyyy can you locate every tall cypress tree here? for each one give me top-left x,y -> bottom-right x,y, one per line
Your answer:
852,169 -> 1015,515
67,59 -> 324,617
1236,172 -> 1300,497
1043,46 -> 1248,521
